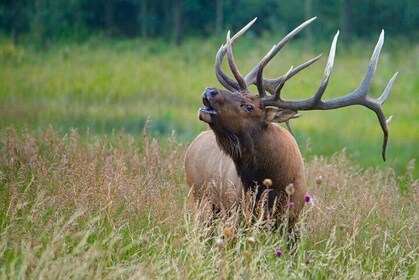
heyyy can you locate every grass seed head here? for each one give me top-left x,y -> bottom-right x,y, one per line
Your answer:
285,183 -> 295,195
315,175 -> 323,185
242,250 -> 251,257
223,226 -> 233,238
263,178 -> 272,187
216,238 -> 224,249
246,236 -> 256,245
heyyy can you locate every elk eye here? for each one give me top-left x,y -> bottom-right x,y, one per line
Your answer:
245,105 -> 254,112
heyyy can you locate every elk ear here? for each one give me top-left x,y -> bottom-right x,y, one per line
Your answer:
265,108 -> 300,123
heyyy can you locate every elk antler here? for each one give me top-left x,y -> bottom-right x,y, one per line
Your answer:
245,17 -> 322,97
215,18 -> 257,92
215,18 -> 397,161
215,18 -> 322,93
261,30 -> 398,161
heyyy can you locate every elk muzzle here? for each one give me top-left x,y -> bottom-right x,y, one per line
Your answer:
198,87 -> 218,123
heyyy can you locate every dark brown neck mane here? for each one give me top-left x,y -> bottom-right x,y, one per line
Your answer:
210,122 -> 289,196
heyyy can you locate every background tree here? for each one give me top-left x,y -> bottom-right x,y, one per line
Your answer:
215,0 -> 224,34
0,0 -> 417,45
139,0 -> 148,38
172,0 -> 184,45
341,0 -> 353,43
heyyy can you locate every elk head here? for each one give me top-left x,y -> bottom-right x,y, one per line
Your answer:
199,88 -> 299,161
199,17 -> 398,161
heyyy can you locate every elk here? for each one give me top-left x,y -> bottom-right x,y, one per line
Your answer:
184,17 -> 397,229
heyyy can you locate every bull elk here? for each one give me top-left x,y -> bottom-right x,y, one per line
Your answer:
184,17 -> 397,229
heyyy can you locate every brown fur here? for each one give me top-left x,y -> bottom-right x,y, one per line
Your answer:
185,88 -> 307,227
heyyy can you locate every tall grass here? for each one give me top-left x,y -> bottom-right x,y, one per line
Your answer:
0,37 -> 418,175
0,128 -> 417,279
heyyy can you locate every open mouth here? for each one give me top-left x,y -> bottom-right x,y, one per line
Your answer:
199,96 -> 216,115
198,96 -> 216,123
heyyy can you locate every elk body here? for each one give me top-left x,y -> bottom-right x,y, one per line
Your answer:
185,18 -> 397,228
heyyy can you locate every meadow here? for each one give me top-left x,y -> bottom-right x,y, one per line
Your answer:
0,128 -> 417,279
1,35 -> 418,175
0,34 -> 418,278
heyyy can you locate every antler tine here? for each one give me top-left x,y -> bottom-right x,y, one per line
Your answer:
273,66 -> 294,100
215,45 -> 240,91
226,31 -> 248,91
371,71 -> 398,161
215,18 -> 257,92
244,17 -> 317,96
261,30 -> 339,109
259,54 -> 323,94
256,45 -> 277,97
230,17 -> 258,41
261,30 -> 398,161
311,30 -> 339,104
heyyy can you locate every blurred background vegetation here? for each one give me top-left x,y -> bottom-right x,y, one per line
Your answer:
0,0 -> 418,45
0,0 -> 418,176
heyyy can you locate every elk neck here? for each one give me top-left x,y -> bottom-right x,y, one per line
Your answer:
210,122 -> 292,194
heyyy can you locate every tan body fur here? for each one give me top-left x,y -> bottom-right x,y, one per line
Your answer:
185,123 -> 306,224
185,131 -> 242,211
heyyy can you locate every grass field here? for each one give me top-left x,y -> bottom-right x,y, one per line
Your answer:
0,35 -> 418,278
0,128 -> 417,279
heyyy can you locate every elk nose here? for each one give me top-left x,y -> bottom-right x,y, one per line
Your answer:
203,87 -> 218,99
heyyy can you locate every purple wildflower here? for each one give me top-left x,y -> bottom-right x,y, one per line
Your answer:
304,194 -> 314,205
289,201 -> 295,208
275,249 -> 283,257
